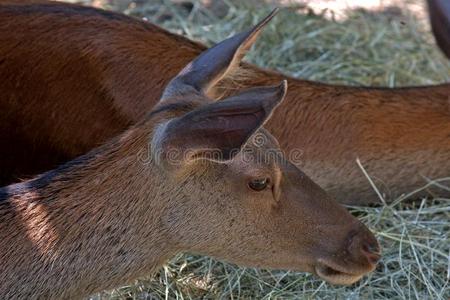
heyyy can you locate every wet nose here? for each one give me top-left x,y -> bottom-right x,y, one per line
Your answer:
349,226 -> 381,265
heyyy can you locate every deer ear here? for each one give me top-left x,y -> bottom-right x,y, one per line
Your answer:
153,81 -> 287,168
161,8 -> 278,101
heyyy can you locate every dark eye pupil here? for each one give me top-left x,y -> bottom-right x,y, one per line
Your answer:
248,178 -> 269,191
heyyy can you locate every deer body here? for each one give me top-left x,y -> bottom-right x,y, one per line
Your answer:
0,12 -> 380,298
0,128 -> 176,298
0,1 -> 449,204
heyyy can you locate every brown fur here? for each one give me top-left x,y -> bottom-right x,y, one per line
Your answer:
0,17 -> 380,297
0,1 -> 449,204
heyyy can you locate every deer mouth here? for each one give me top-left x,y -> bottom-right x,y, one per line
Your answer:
314,260 -> 368,285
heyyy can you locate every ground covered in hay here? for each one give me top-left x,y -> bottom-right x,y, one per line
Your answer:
62,0 -> 450,299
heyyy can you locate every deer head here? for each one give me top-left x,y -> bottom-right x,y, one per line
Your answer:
149,9 -> 380,285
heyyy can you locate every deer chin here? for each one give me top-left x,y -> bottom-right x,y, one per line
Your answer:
314,259 -> 371,285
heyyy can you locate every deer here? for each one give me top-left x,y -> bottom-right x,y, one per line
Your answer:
428,0 -> 450,58
0,11 -> 380,299
0,0 -> 449,205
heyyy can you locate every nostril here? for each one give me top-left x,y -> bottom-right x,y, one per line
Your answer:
348,225 -> 381,265
361,242 -> 381,264
347,226 -> 381,265
364,251 -> 381,265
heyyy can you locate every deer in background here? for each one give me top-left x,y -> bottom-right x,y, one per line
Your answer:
0,12 -> 380,299
0,0 -> 449,204
428,0 -> 450,58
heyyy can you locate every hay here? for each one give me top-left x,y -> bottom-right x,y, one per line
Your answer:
69,0 -> 450,299
123,0 -> 450,86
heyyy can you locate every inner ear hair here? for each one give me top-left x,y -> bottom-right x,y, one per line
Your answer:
151,81 -> 287,171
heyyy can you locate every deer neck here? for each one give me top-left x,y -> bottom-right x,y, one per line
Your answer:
0,122 -> 179,298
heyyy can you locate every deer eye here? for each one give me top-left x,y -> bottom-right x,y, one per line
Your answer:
248,178 -> 270,191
